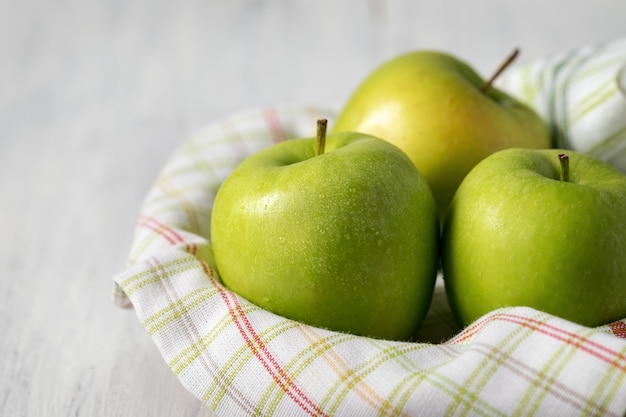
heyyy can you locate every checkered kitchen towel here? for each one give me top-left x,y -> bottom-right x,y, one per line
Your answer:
113,39 -> 626,417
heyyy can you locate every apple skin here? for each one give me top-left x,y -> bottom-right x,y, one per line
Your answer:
332,50 -> 552,223
211,132 -> 440,340
441,148 -> 626,328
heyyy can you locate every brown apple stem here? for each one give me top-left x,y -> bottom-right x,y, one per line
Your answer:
558,153 -> 570,182
316,118 -> 328,156
481,48 -> 520,93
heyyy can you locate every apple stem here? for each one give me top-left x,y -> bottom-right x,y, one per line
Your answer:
316,119 -> 328,156
558,153 -> 570,182
481,48 -> 520,93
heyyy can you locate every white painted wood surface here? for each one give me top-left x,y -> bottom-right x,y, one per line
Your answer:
1,1 -> 624,415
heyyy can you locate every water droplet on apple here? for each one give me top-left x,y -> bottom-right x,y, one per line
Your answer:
278,236 -> 286,244
377,239 -> 383,247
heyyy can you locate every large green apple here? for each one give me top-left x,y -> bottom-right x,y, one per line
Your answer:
332,50 -> 552,222
211,124 -> 440,341
441,148 -> 626,327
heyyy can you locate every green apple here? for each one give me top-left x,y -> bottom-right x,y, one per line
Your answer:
211,121 -> 440,340
441,148 -> 626,327
332,49 -> 552,223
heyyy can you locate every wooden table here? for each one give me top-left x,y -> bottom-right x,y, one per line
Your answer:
2,1 -> 624,415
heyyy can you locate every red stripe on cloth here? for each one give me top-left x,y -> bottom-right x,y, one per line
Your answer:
608,321 -> 626,339
139,215 -> 182,244
262,108 -> 287,144
498,314 -> 626,372
449,312 -> 626,372
447,313 -> 497,344
216,287 -> 328,416
138,215 -> 197,256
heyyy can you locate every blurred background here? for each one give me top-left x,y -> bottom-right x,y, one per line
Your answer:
1,1 -> 625,415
